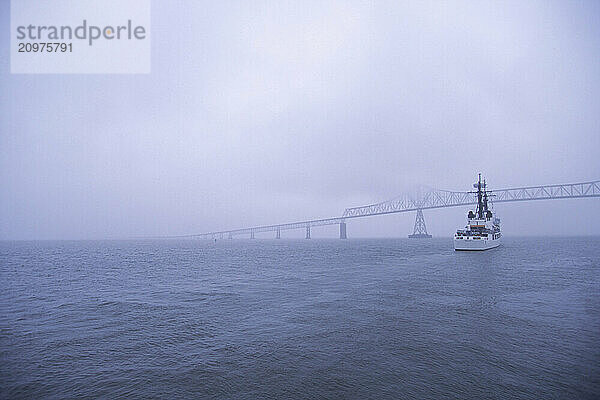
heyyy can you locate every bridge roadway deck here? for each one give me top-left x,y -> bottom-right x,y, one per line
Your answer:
181,180 -> 599,239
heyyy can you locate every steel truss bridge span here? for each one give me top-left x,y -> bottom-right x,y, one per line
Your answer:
342,180 -> 600,218
187,180 -> 599,240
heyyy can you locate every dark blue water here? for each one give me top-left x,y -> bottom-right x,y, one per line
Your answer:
1,238 -> 599,399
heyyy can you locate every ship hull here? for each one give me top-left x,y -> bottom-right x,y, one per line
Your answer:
454,237 -> 501,251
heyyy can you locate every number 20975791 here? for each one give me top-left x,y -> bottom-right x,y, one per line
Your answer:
18,42 -> 72,52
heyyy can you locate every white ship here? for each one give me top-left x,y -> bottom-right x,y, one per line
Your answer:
454,174 -> 501,251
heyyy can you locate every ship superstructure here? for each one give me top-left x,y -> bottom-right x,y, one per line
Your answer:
454,174 -> 501,251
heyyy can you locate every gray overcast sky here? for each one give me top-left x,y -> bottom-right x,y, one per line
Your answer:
1,0 -> 599,239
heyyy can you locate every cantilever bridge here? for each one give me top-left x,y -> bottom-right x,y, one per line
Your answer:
182,179 -> 600,240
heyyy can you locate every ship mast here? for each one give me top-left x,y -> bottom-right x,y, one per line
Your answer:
477,173 -> 483,219
483,179 -> 489,212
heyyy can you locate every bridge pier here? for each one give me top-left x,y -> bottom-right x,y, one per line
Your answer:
408,209 -> 432,238
339,221 -> 347,239
276,227 -> 281,239
305,225 -> 311,239
228,232 -> 233,239
250,230 -> 255,239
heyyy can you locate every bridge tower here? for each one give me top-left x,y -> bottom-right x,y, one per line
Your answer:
408,209 -> 432,238
276,227 -> 281,239
250,230 -> 255,239
339,221 -> 347,239
305,225 -> 311,239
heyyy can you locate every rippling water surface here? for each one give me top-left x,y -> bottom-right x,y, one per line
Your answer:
1,237 -> 599,399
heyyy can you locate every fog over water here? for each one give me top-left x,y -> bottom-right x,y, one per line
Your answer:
1,1 -> 599,239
